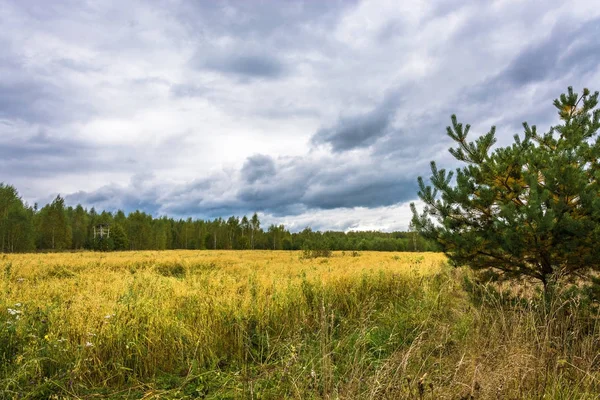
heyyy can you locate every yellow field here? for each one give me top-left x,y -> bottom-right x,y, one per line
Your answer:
1,251 -> 448,398
4,250 -> 444,327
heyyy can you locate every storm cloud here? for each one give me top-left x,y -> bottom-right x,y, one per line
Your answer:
200,51 -> 287,80
500,17 -> 600,87
311,92 -> 401,152
241,154 -> 277,183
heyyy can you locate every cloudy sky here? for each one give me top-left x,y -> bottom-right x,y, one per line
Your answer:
1,0 -> 599,231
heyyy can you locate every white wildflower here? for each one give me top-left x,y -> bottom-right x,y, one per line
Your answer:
7,308 -> 21,315
85,341 -> 94,347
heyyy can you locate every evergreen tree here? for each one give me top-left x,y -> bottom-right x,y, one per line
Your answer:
111,223 -> 129,250
250,213 -> 260,250
226,216 -> 240,249
240,215 -> 250,238
37,195 -> 72,250
411,87 -> 600,290
0,184 -> 34,252
71,205 -> 89,250
127,211 -> 153,250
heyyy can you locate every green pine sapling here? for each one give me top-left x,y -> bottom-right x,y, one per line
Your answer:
411,87 -> 600,291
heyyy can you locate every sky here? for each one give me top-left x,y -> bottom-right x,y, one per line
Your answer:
1,0 -> 599,232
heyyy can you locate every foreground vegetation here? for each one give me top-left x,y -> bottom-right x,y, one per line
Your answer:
1,251 -> 599,399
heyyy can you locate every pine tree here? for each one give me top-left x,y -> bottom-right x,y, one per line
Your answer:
250,213 -> 260,250
411,87 -> 600,290
111,223 -> 129,251
38,195 -> 72,250
0,184 -> 35,252
71,205 -> 89,250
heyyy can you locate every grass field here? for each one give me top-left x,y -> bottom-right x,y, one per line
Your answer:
1,251 -> 599,399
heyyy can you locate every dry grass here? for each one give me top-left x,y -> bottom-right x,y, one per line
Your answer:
1,251 -> 599,399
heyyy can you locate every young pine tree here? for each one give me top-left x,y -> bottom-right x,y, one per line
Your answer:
411,87 -> 600,290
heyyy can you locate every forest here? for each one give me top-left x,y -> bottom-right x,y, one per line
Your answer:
0,183 -> 437,253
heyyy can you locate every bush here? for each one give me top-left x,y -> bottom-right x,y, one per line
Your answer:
301,248 -> 332,259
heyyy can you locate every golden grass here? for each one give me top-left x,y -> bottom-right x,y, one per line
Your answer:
2,251 -> 443,336
1,251 -> 445,398
2,250 -> 599,399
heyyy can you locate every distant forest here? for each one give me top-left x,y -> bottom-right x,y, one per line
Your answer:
0,183 -> 438,253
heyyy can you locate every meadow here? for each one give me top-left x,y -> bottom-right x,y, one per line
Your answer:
1,251 -> 599,399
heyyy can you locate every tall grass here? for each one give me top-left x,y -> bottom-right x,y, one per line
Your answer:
1,251 -> 599,399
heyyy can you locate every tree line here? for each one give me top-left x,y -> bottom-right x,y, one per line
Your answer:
0,183 -> 437,253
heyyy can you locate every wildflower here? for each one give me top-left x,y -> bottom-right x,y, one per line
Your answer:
87,332 -> 96,337
7,308 -> 21,315
16,278 -> 24,283
85,342 -> 94,347
104,313 -> 115,319
14,303 -> 22,307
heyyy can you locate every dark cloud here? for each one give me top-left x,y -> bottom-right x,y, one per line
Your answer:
237,179 -> 308,216
303,179 -> 416,210
371,15 -> 600,165
0,80 -> 63,124
256,105 -> 320,120
0,129 -> 94,176
500,17 -> 600,86
312,92 -> 402,152
0,44 -> 96,125
66,183 -> 163,216
465,16 -> 600,107
0,130 -> 75,159
172,1 -> 359,42
62,150 -> 422,220
176,0 -> 360,82
179,1 -> 355,81
235,154 -> 419,215
241,154 -> 277,183
196,50 -> 287,80
371,106 -> 457,161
